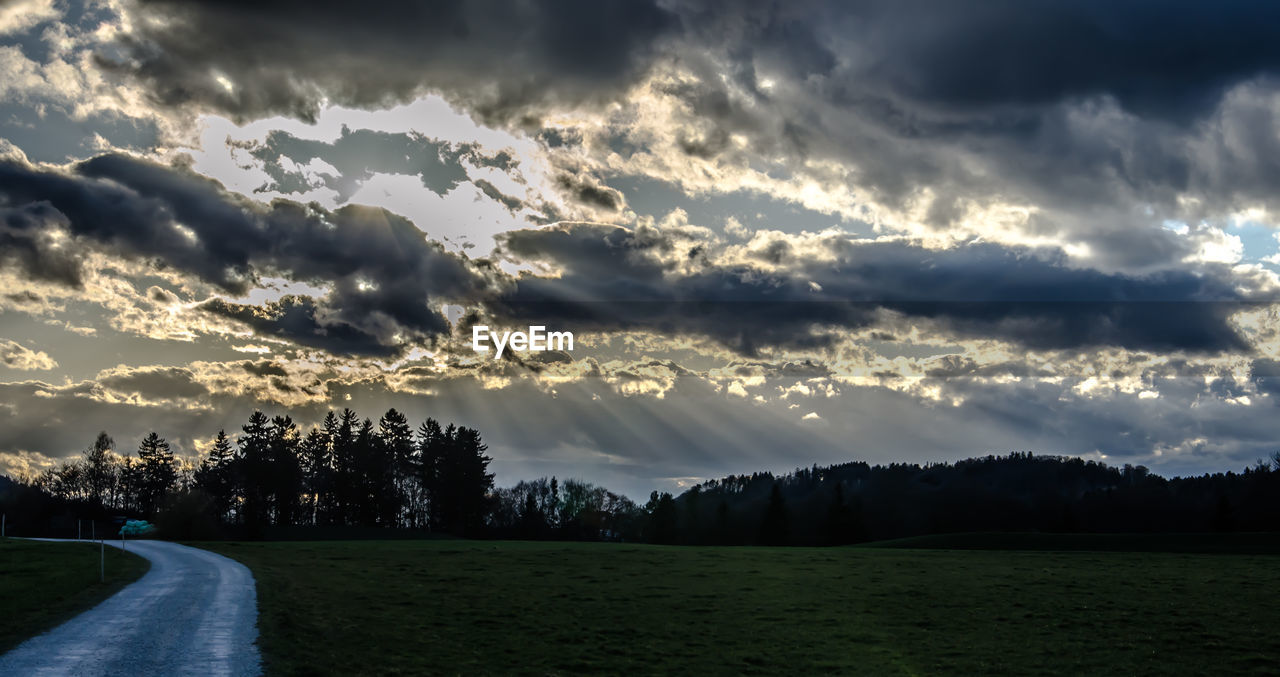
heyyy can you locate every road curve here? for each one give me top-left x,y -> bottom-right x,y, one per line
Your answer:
0,539 -> 262,676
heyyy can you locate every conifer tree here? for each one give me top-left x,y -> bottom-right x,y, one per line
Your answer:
137,432 -> 177,517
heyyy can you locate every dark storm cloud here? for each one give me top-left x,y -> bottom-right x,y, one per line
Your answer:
0,153 -> 494,354
109,0 -> 676,122
0,152 -> 1261,357
201,296 -> 398,357
661,1 -> 1280,266
94,0 -> 1280,268
0,201 -> 84,287
112,0 -> 1280,124
677,0 -> 1280,121
494,223 -> 1253,354
791,0 -> 1280,120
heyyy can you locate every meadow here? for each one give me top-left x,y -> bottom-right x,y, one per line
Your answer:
202,536 -> 1280,675
0,538 -> 149,653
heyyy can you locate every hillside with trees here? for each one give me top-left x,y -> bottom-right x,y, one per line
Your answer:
2,408 -> 1279,544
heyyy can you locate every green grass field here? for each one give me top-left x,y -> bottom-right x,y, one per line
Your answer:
0,538 -> 150,653
201,537 -> 1280,676
866,531 -> 1280,554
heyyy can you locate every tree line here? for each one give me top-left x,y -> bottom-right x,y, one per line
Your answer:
27,408 -> 500,537
19,407 -> 645,540
652,451 -> 1280,545
8,417 -> 1280,543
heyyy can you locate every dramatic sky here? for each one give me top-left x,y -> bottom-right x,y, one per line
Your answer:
4,0 -> 1280,498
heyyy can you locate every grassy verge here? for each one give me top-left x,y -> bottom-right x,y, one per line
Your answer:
0,538 -> 150,653
202,539 -> 1280,675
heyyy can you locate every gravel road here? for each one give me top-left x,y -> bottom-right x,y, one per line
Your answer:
0,539 -> 262,676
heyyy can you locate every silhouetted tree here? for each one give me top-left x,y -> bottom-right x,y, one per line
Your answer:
353,418 -> 379,526
299,424 -> 332,526
424,423 -> 494,534
137,432 -> 178,517
330,408 -> 360,525
237,411 -> 272,532
268,415 -> 303,526
378,409 -> 413,527
645,491 -> 678,544
194,430 -> 237,522
82,431 -> 114,508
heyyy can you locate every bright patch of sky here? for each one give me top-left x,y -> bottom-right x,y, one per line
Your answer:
184,96 -> 550,252
1226,218 -> 1280,266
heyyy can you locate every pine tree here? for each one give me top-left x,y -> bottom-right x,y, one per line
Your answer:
299,425 -> 332,526
238,411 -> 272,532
378,408 -> 414,528
137,432 -> 177,517
268,415 -> 302,527
331,409 -> 359,525
418,420 -> 493,534
194,430 -> 236,522
451,426 -> 494,533
417,418 -> 445,530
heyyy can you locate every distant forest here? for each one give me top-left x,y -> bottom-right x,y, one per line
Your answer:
2,406 -> 1279,544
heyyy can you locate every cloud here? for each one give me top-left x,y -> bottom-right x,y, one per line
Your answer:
0,338 -> 55,370
0,200 -> 85,286
15,0 -> 1280,273
555,170 -> 626,212
199,296 -> 401,357
0,152 -> 1267,360
0,1 -> 59,35
453,1 -> 1280,277
0,152 -> 496,354
492,222 -> 1256,354
112,0 -> 1280,125
766,0 -> 1280,120
96,365 -> 210,402
108,0 -> 677,123
6,0 -> 1280,495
